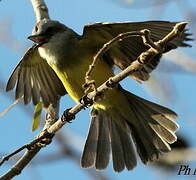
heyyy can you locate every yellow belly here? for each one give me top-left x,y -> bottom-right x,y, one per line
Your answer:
49,53 -> 132,118
49,55 -> 115,103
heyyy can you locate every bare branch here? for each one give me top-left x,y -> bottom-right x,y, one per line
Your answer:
83,31 -> 146,93
0,96 -> 23,118
83,22 -> 186,93
0,102 -> 59,179
30,0 -> 50,21
0,148 -> 41,180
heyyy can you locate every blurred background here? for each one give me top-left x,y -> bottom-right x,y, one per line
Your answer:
0,0 -> 196,179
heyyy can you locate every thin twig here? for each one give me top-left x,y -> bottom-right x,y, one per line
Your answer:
83,22 -> 186,93
30,0 -> 50,22
83,23 -> 185,94
0,96 -> 23,118
0,149 -> 41,180
0,103 -> 59,180
83,31 -> 147,93
0,130 -> 53,166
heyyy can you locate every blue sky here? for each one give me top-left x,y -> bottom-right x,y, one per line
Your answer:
0,0 -> 196,180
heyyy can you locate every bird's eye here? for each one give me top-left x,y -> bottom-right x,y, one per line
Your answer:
35,25 -> 38,32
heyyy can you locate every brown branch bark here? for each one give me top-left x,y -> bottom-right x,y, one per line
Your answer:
0,102 -> 59,180
30,0 -> 50,22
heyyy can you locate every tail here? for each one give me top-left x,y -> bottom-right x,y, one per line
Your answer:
81,89 -> 179,172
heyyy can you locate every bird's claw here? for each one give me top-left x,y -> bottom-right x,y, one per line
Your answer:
80,95 -> 94,107
61,108 -> 75,123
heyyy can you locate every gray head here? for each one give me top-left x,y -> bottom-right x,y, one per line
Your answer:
28,19 -> 68,46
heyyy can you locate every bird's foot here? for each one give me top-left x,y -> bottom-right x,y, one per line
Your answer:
80,95 -> 94,107
61,108 -> 75,123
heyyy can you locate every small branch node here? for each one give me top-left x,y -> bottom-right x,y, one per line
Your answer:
106,78 -> 116,88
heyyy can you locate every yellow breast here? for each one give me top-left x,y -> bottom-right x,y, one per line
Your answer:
49,55 -> 115,103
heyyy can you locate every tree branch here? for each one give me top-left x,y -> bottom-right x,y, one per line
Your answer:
83,31 -> 146,93
0,96 -> 23,118
0,102 -> 59,180
0,149 -> 41,180
30,0 -> 50,22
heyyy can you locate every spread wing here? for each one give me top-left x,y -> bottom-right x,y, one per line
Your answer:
6,45 -> 67,107
82,21 -> 192,81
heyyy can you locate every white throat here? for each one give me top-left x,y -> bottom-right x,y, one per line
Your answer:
38,32 -> 66,65
38,30 -> 78,66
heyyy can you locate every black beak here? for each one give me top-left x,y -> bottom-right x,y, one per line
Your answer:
28,34 -> 49,45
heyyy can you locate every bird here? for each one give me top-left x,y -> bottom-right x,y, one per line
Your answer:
6,19 -> 192,172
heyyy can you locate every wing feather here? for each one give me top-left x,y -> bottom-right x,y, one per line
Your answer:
82,21 -> 192,81
6,45 -> 67,107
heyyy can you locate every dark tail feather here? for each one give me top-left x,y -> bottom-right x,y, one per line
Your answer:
122,89 -> 179,163
81,108 -> 137,172
109,115 -> 137,171
109,118 -> 125,172
81,109 -> 110,170
81,89 -> 179,171
95,110 -> 110,169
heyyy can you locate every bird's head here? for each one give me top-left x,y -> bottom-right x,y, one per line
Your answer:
28,19 -> 67,46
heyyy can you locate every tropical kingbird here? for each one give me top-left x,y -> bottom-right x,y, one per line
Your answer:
6,19 -> 191,172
